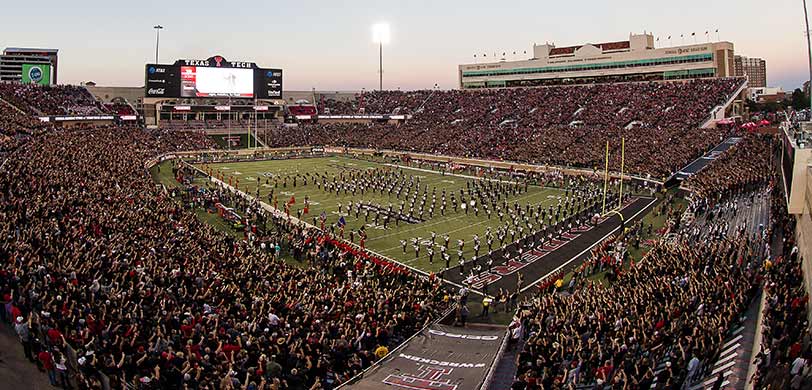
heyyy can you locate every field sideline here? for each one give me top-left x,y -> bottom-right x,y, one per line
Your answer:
194,156 -> 569,273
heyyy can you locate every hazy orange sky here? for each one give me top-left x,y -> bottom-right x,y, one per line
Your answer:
1,0 -> 809,90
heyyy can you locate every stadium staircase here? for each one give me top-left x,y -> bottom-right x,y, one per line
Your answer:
685,298 -> 761,390
413,88 -> 438,114
0,96 -> 31,116
700,78 -> 748,128
486,341 -> 522,390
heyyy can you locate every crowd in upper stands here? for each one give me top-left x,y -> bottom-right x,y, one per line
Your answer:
321,79 -> 741,130
102,102 -> 137,116
282,78 -> 746,180
0,82 -> 107,116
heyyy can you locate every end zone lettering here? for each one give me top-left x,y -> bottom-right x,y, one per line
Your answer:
428,329 -> 499,341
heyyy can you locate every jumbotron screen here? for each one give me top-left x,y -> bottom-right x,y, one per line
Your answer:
145,56 -> 282,99
180,66 -> 254,98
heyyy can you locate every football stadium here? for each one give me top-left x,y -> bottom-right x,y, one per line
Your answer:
1,4 -> 812,390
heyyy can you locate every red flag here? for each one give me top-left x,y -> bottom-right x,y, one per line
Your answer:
288,196 -> 296,205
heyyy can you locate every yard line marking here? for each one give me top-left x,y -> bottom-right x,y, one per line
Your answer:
369,188 -> 557,245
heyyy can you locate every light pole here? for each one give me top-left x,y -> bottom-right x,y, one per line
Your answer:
804,0 -> 812,110
153,25 -> 164,63
372,23 -> 390,91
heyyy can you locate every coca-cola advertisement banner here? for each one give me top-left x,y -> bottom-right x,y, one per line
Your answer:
145,64 -> 180,97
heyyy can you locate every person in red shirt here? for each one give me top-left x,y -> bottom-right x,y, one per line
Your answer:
47,328 -> 62,346
38,350 -> 57,386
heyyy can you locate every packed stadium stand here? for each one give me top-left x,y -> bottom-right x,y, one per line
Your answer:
505,134 -> 778,389
102,101 -> 137,116
0,82 -> 109,116
274,78 -> 746,180
287,104 -> 318,116
0,77 -> 808,390
0,122 -> 449,389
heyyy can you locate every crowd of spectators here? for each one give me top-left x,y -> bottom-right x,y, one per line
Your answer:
0,122 -> 449,389
268,122 -> 728,180
511,224 -> 763,389
319,79 -> 741,128
0,99 -> 55,155
276,79 -> 745,180
685,133 -> 774,204
287,105 -> 318,117
1,77 -> 803,390
750,179 -> 810,389
0,82 -> 107,116
514,136 -> 780,389
102,102 -> 137,117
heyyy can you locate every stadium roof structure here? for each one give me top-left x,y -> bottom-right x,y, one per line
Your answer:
3,47 -> 59,54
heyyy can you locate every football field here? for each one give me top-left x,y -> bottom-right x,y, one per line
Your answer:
194,156 -> 569,274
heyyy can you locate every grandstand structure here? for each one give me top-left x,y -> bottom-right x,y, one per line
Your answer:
459,33 -> 736,88
0,47 -> 58,84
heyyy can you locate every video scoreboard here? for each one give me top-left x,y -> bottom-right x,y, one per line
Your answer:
145,55 -> 282,99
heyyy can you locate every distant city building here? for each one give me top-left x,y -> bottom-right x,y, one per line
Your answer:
748,87 -> 785,103
0,47 -> 59,84
734,55 -> 766,88
458,33 -> 736,89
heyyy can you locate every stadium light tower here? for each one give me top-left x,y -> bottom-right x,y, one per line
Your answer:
153,25 -> 164,63
372,23 -> 391,91
804,0 -> 812,111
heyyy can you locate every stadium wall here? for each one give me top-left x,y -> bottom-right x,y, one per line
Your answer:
797,165 -> 812,326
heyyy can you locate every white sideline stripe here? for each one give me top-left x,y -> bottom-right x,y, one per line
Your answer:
719,343 -> 740,358
712,360 -> 736,375
722,334 -> 743,349
715,351 -> 738,365
519,196 -> 657,293
691,379 -> 729,390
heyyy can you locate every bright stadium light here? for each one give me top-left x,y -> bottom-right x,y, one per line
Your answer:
372,23 -> 391,45
372,23 -> 390,91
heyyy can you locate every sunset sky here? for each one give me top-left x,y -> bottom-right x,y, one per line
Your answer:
1,0 -> 809,91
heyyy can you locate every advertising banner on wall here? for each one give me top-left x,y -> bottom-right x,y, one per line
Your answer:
22,64 -> 52,85
344,324 -> 503,390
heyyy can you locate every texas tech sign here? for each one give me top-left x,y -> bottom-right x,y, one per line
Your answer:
176,56 -> 257,69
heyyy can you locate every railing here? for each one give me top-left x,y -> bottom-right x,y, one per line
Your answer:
700,78 -> 748,128
478,327 -> 511,390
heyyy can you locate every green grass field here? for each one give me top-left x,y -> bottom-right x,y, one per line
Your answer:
194,156 -> 569,274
